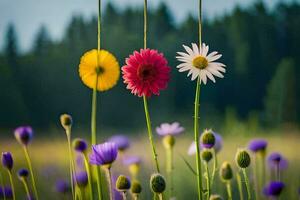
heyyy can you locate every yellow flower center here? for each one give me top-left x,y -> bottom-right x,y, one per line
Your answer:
95,66 -> 105,75
192,56 -> 208,69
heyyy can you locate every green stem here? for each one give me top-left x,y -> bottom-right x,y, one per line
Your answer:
210,149 -> 217,188
205,162 -> 210,200
66,130 -> 76,200
253,155 -> 259,200
83,154 -> 94,200
276,163 -> 280,181
23,146 -> 39,200
236,172 -> 244,200
143,96 -> 160,172
226,181 -> 232,200
133,194 -> 139,200
194,76 -> 203,200
242,169 -> 252,200
7,171 -> 15,200
144,0 -> 147,49
20,178 -> 31,199
261,153 -> 266,187
105,168 -> 113,200
166,147 -> 174,198
122,192 -> 127,200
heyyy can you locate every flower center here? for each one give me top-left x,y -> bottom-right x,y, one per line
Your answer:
192,56 -> 208,69
95,66 -> 105,75
137,64 -> 157,81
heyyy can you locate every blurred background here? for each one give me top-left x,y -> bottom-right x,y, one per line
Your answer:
1,0 -> 300,199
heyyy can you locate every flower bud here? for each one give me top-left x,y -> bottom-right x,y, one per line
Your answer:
60,114 -> 73,130
18,168 -> 29,179
219,161 -> 233,181
200,129 -> 215,149
1,152 -> 13,171
72,138 -> 88,153
210,194 -> 224,200
116,175 -> 131,192
150,173 -> 166,194
201,150 -> 213,163
131,181 -> 142,194
236,149 -> 251,168
14,126 -> 33,146
162,135 -> 175,149
74,171 -> 88,188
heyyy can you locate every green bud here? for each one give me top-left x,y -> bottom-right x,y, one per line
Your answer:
200,129 -> 215,149
162,135 -> 175,149
201,149 -> 213,163
60,114 -> 73,130
210,194 -> 224,200
219,161 -> 233,181
116,175 -> 131,192
150,173 -> 166,194
131,181 -> 142,194
236,149 -> 251,168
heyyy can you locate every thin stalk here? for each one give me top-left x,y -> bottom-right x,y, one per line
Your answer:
205,162 -> 210,200
23,147 -> 39,200
253,155 -> 259,200
166,147 -> 174,198
0,172 -> 6,200
143,96 -> 160,172
7,171 -> 15,200
20,178 -> 31,199
236,172 -> 244,200
276,163 -> 280,181
105,168 -> 113,200
122,192 -> 127,200
144,0 -> 147,49
133,194 -> 139,200
210,149 -> 217,188
83,154 -> 94,200
158,194 -> 163,200
66,130 -> 75,200
242,169 -> 252,200
226,181 -> 232,200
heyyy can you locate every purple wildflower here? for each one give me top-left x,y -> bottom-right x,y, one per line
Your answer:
0,186 -> 13,199
73,138 -> 88,153
74,171 -> 88,188
55,180 -> 70,194
1,152 -> 13,171
108,135 -> 130,151
156,122 -> 184,136
263,181 -> 285,197
268,152 -> 288,170
18,168 -> 29,179
248,139 -> 267,153
123,156 -> 141,166
14,126 -> 33,146
188,132 -> 223,155
89,142 -> 118,166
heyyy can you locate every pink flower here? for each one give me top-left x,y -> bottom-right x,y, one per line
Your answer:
122,49 -> 171,97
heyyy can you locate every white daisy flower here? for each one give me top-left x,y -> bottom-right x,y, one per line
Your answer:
176,43 -> 226,84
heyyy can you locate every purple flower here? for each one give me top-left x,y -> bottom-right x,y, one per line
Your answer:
73,138 -> 88,153
123,156 -> 141,166
108,135 -> 130,151
268,152 -> 288,170
74,171 -> 88,188
55,180 -> 70,194
18,168 -> 29,179
188,132 -> 223,155
248,139 -> 267,153
14,126 -> 33,146
2,152 -> 13,171
89,142 -> 118,166
156,122 -> 184,136
263,181 -> 285,196
0,186 -> 13,199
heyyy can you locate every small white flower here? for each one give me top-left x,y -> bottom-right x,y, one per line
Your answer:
176,43 -> 226,84
156,122 -> 184,136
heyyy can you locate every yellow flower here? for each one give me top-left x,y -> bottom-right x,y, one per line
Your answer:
79,49 -> 120,91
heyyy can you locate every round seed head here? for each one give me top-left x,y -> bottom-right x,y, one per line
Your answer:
131,181 -> 142,194
162,135 -> 175,149
72,138 -> 88,153
201,150 -> 213,163
219,161 -> 233,181
150,173 -> 166,194
116,175 -> 131,192
18,168 -> 29,179
236,149 -> 251,168
200,129 -> 215,149
60,114 -> 73,130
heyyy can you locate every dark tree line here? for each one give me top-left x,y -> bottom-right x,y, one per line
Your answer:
0,1 -> 299,130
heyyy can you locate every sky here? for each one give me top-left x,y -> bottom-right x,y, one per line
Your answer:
0,0 -> 296,51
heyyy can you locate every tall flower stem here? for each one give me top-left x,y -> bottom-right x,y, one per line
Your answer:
66,130 -> 76,200
143,96 -> 160,172
20,178 -> 31,199
7,171 -> 15,200
194,0 -> 203,199
105,168 -> 113,200
242,169 -> 252,200
0,173 -> 6,200
226,181 -> 232,200
122,192 -> 127,200
253,155 -> 259,200
23,147 -> 39,200
210,149 -> 217,187
204,162 -> 210,200
166,147 -> 174,198
236,172 -> 244,200
83,154 -> 94,200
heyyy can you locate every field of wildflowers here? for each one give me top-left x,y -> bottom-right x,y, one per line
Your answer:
0,0 -> 299,200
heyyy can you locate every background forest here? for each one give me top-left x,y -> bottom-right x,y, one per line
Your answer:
0,1 -> 299,131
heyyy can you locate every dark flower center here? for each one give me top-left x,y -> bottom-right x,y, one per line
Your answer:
137,64 -> 157,81
95,66 -> 105,75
